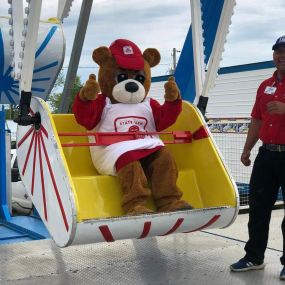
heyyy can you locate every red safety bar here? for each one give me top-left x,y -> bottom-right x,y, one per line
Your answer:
58,131 -> 193,147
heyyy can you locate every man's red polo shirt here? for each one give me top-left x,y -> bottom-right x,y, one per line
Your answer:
251,71 -> 285,144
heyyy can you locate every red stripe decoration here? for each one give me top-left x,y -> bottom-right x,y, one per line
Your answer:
17,126 -> 33,148
138,221 -> 152,239
17,115 -> 70,232
160,218 -> 184,236
31,133 -> 38,195
39,131 -> 69,232
22,131 -> 36,176
99,225 -> 115,242
183,215 -> 221,233
40,125 -> 48,138
38,133 -> 48,221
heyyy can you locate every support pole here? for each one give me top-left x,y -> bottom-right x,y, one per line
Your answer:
58,0 -> 94,114
0,107 -> 11,220
173,48 -> 177,72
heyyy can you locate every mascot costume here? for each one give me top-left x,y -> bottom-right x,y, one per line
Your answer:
73,39 -> 192,215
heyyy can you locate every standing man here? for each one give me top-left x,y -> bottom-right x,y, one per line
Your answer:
230,36 -> 285,280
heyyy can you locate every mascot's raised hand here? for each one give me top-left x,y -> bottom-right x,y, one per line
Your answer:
164,76 -> 181,102
79,74 -> 100,101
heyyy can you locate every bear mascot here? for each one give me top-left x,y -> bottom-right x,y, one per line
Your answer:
73,39 -> 192,215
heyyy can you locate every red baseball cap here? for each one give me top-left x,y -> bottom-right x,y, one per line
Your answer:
109,39 -> 144,70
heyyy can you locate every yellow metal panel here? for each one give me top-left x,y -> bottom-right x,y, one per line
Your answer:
72,169 -> 202,220
72,176 -> 123,220
72,176 -> 157,220
166,102 -> 237,208
52,114 -> 98,177
178,169 -> 203,208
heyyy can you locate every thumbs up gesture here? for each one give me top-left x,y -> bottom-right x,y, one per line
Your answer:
164,76 -> 181,102
79,74 -> 100,101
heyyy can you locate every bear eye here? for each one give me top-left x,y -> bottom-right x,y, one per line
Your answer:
117,73 -> 128,83
135,74 -> 145,84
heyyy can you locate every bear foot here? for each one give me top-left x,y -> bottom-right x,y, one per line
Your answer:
158,199 -> 193,213
126,205 -> 154,216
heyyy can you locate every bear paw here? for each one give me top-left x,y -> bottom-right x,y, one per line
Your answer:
126,205 -> 154,216
79,74 -> 100,101
164,76 -> 181,102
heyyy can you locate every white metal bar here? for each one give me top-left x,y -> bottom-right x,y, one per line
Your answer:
190,0 -> 206,105
20,0 -> 42,92
201,0 -> 236,98
57,0 -> 74,22
10,0 -> 24,80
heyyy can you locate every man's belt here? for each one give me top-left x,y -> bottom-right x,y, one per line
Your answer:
263,143 -> 285,152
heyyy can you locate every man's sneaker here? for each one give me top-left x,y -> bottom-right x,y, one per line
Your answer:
230,258 -> 265,272
280,266 -> 285,280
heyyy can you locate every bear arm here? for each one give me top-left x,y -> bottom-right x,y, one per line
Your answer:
72,93 -> 106,130
150,98 -> 182,131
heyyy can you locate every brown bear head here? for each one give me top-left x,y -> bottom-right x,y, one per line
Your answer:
92,39 -> 160,104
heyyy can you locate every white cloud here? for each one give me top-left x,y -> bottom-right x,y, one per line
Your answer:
221,0 -> 285,66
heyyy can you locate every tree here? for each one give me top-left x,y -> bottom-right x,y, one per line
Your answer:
5,105 -> 18,120
48,71 -> 83,113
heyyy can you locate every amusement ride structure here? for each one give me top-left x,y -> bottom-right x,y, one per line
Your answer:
0,0 -> 239,246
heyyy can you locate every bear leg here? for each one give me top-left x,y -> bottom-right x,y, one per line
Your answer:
117,161 -> 154,215
141,148 -> 193,212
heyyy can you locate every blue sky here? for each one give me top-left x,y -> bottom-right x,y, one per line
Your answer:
1,0 -> 285,83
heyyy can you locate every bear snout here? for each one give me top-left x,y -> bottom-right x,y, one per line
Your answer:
125,82 -> 139,93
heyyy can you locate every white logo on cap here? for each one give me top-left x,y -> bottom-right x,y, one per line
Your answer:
123,46 -> 134,55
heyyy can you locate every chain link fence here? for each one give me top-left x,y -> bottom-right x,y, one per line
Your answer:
208,119 -> 283,207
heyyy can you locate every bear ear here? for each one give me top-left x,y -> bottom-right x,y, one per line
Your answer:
143,48 -> 161,67
92,46 -> 112,66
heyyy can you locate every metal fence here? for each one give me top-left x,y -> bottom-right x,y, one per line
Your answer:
208,119 -> 283,207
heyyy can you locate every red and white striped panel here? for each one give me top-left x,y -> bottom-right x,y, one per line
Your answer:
17,97 -> 76,247
72,207 -> 235,245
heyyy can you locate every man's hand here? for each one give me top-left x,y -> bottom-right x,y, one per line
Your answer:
267,101 -> 285,114
79,74 -> 100,101
241,149 -> 251,166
